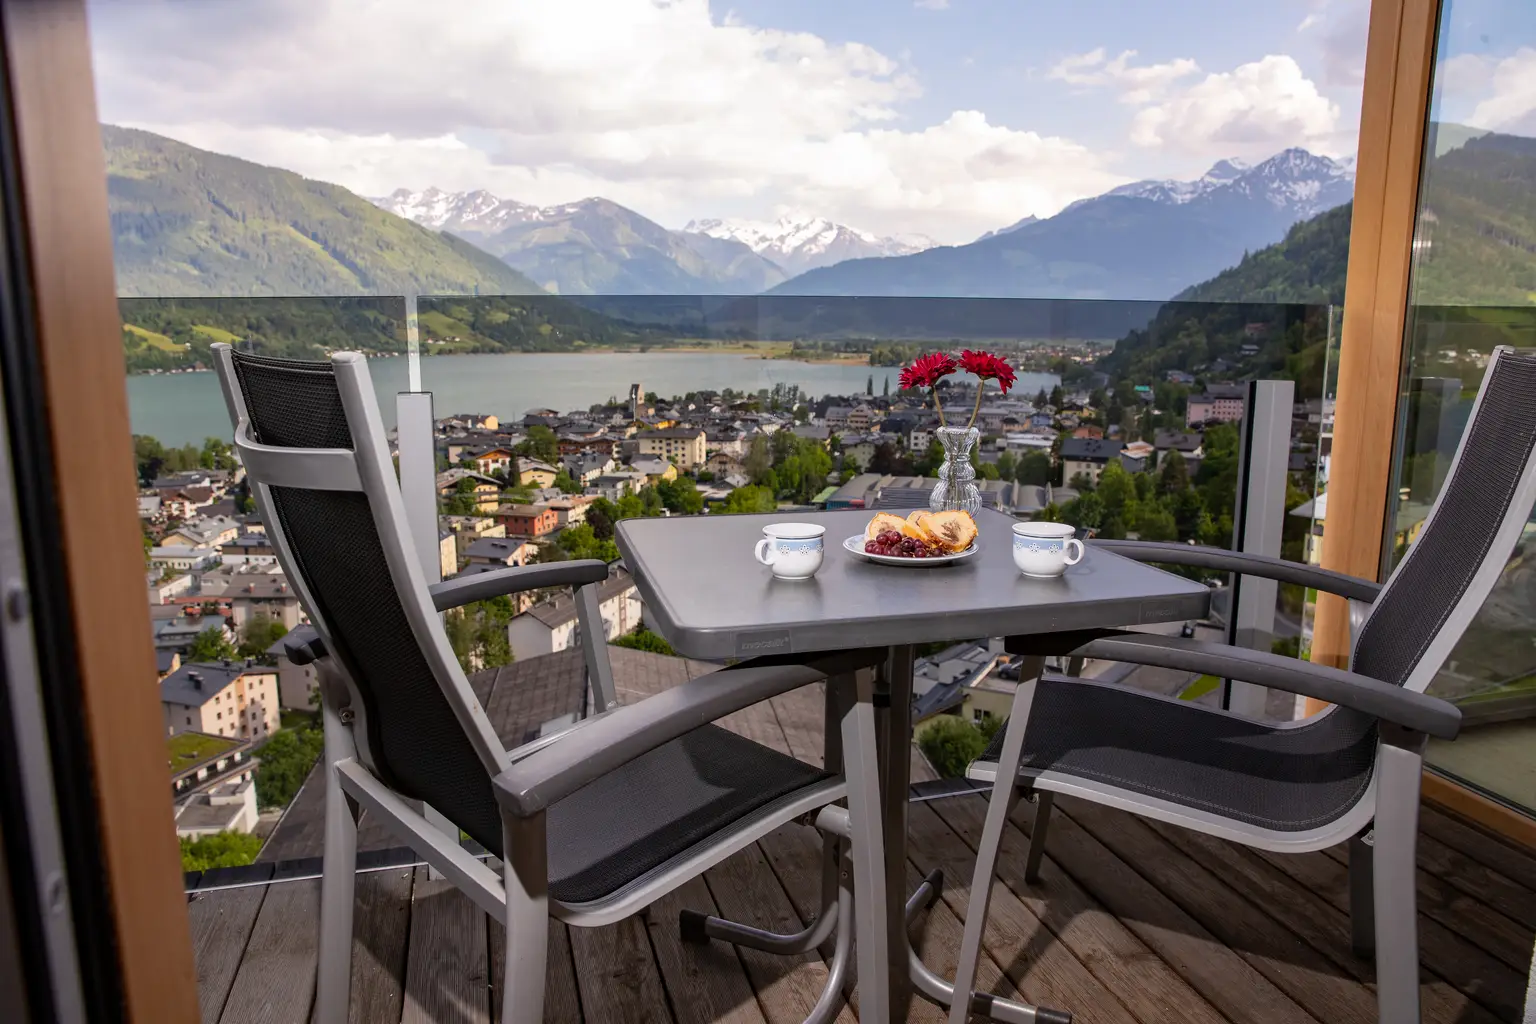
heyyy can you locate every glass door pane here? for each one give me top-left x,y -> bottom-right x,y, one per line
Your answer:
1397,0 -> 1536,812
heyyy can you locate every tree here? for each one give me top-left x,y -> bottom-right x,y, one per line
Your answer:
744,435 -> 773,483
519,425 -> 559,465
1068,471 -> 1097,493
1016,451 -> 1052,486
1035,387 -> 1049,407
1050,385 -> 1064,408
611,627 -> 675,655
996,450 -> 1018,480
882,377 -> 890,397
1136,505 -> 1179,542
180,831 -> 263,872
444,491 -> 477,516
722,485 -> 776,514
556,523 -> 621,563
1096,461 -> 1136,518
188,626 -> 237,663
1061,491 -> 1106,531
866,374 -> 874,396
656,476 -> 704,515
239,615 -> 288,660
1158,450 -> 1189,495
976,461 -> 1000,480
586,499 -> 617,540
552,470 -> 582,495
254,725 -> 325,808
918,716 -> 988,779
200,436 -> 237,471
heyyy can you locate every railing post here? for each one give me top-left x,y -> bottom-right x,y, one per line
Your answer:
1223,379 -> 1294,718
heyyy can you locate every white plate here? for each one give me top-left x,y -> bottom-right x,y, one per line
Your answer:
842,534 -> 979,566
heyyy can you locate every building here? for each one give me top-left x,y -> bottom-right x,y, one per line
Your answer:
436,470 -> 502,512
469,447 -> 517,476
543,496 -> 595,527
219,535 -> 277,567
148,573 -> 194,605
840,434 -> 881,472
227,575 -> 304,629
824,473 -> 883,510
149,544 -> 220,573
494,504 -> 559,538
847,404 -> 877,432
160,661 -> 280,742
507,569 -> 641,661
463,536 -> 534,567
517,460 -> 559,488
560,451 -> 613,486
168,731 -> 254,802
446,412 -> 499,431
1060,437 -> 1126,485
267,634 -> 318,710
635,427 -> 707,470
438,528 -> 457,578
627,457 -> 677,484
162,515 -> 241,548
1153,430 -> 1204,460
1187,383 -> 1247,426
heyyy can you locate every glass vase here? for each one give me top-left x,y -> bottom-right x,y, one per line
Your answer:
929,425 -> 982,515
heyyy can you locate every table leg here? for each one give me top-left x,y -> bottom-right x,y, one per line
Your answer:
876,645 -> 915,1020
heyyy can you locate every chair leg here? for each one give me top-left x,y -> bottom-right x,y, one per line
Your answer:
315,762 -> 359,1024
1348,832 -> 1374,958
500,815 -> 550,1024
1024,792 -> 1053,885
802,840 -> 856,1024
948,658 -> 1044,1024
1373,738 -> 1425,1024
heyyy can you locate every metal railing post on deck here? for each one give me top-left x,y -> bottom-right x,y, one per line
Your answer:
1223,379 -> 1294,718
395,292 -> 458,873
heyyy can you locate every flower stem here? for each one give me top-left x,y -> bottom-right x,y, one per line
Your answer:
966,380 -> 986,429
932,387 -> 947,427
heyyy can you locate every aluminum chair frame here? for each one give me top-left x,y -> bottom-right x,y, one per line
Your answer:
944,346 -> 1536,1024
212,345 -> 891,1024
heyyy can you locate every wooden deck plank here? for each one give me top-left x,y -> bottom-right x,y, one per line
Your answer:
1420,804 -> 1536,893
401,866 -> 490,1024
925,796 -> 1209,1024
768,683 -> 829,767
219,864 -> 320,1024
704,841 -> 856,1024
188,866 -> 273,1024
1316,841 -> 1534,972
1252,844 -> 1526,1020
1411,829 -> 1536,931
1062,798 -> 1377,1024
488,918 -> 584,1023
567,916 -> 675,1024
1145,819 -> 1503,1024
1006,797 -> 1317,1024
343,867 -> 414,1024
902,858 -> 1031,1024
645,876 -> 769,1024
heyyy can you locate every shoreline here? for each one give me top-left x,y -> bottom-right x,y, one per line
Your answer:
127,347 -> 891,375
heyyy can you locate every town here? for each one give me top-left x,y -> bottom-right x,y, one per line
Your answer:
137,365 -> 1332,868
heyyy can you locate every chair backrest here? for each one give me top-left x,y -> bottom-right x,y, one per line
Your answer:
1353,346 -> 1536,695
213,345 -> 510,851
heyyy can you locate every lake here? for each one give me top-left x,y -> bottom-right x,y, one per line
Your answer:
126,351 -> 1060,446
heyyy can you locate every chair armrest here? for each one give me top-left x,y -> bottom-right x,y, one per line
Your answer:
429,560 -> 610,611
1071,633 -> 1460,739
1090,540 -> 1383,604
282,625 -> 327,665
493,647 -> 885,817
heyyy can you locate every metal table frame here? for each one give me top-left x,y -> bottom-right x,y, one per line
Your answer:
616,508 -> 1210,1021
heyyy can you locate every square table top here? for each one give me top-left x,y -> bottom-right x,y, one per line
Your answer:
616,508 -> 1211,661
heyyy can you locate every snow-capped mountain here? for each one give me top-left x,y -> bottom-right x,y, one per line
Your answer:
1097,149 -> 1352,218
374,187 -> 542,237
683,214 -> 935,276
770,147 -> 1357,300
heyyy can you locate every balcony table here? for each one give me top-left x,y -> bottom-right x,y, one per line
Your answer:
616,506 -> 1211,1022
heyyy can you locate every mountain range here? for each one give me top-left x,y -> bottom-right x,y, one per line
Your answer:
683,215 -> 934,276
374,187 -> 787,295
769,148 -> 1355,300
104,126 -> 540,298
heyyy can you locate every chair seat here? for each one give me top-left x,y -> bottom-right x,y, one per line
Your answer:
529,723 -> 830,905
971,674 -> 1379,833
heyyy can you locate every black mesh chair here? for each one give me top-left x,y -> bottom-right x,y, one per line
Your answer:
212,345 -> 892,1024
940,346 -> 1536,1024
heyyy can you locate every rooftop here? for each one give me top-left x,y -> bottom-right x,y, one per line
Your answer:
160,660 -> 270,707
166,731 -> 245,779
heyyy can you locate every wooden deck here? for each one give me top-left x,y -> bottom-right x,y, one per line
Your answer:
188,651 -> 1536,1023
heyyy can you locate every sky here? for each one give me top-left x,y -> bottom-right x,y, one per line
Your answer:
84,0 -> 1536,245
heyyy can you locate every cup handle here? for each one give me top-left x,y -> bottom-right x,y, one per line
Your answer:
754,538 -> 776,566
1064,538 -> 1085,566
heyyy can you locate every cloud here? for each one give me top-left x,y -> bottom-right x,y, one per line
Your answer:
89,0 -> 1122,243
1129,55 -> 1344,159
1296,14 -> 1319,32
1463,49 -> 1536,134
914,0 -> 950,8
1049,49 -> 1200,105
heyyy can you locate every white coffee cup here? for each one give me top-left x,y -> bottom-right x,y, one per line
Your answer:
1012,521 -> 1085,578
754,523 -> 826,580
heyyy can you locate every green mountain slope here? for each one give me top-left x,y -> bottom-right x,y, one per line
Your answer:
1413,133 -> 1536,305
1174,202 -> 1350,304
105,125 -> 543,298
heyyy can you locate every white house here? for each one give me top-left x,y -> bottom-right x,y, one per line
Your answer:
507,569 -> 642,661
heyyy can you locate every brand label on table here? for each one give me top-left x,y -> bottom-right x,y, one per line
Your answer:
738,630 -> 792,654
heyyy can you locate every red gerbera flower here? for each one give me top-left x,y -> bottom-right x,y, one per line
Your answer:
899,352 -> 958,391
959,349 -> 1017,395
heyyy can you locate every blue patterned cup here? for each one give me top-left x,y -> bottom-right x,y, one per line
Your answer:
754,522 -> 826,580
1012,522 -> 1085,578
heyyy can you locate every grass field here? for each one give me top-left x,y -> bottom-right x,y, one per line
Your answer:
124,323 -> 185,351
1178,674 -> 1223,701
167,731 -> 240,770
191,324 -> 240,344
